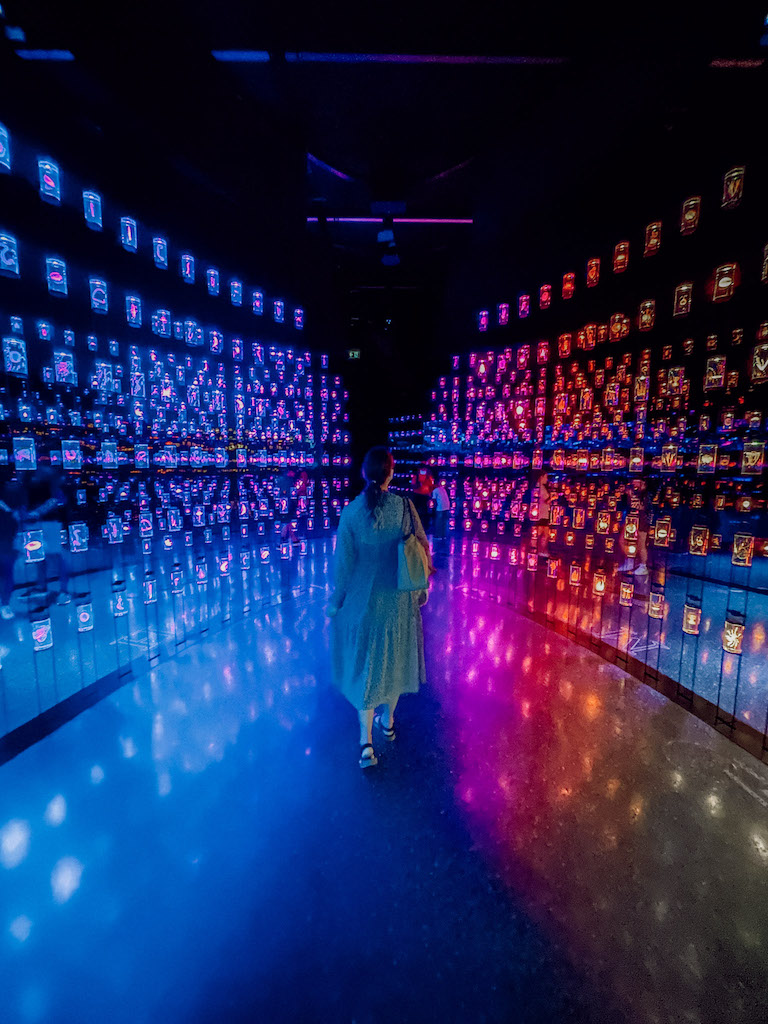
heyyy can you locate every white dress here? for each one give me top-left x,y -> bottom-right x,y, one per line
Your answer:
329,491 -> 429,711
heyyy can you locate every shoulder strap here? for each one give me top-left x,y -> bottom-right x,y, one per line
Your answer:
402,495 -> 414,537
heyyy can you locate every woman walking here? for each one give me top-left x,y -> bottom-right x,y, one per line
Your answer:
327,447 -> 433,768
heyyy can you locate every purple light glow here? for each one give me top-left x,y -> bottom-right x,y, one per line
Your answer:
307,153 -> 354,181
306,217 -> 473,224
287,52 -> 567,65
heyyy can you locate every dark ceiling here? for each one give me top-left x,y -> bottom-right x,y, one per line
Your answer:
1,0 -> 766,444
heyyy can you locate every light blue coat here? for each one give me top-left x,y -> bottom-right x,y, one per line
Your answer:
329,491 -> 429,710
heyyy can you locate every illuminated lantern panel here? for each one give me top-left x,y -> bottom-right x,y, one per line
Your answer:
750,342 -> 768,383
46,258 -> 67,296
649,592 -> 664,619
682,598 -> 701,636
293,307 -> 304,330
712,263 -> 739,302
562,273 -> 575,300
32,617 -> 53,651
230,279 -> 243,305
153,237 -> 168,268
673,282 -> 693,317
722,612 -> 745,655
689,526 -> 710,557
497,302 -> 510,325
586,258 -> 600,287
273,300 -> 285,323
0,232 -> 19,277
180,253 -> 195,283
592,570 -> 606,598
125,295 -> 142,328
77,602 -> 94,632
653,518 -> 671,548
518,295 -> 530,318
619,581 -> 634,607
38,158 -> 61,204
89,278 -> 108,313
120,217 -> 138,252
539,285 -> 551,309
731,534 -> 754,568
742,442 -> 764,475
5,337 -> 28,377
83,190 -> 103,230
643,221 -> 662,256
207,268 -> 220,295
680,196 -> 701,234
0,122 -> 10,172
721,166 -> 745,209
661,445 -> 679,473
638,300 -> 655,331
613,241 -> 629,273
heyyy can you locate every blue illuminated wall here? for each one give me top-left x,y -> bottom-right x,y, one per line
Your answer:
0,119 -> 350,745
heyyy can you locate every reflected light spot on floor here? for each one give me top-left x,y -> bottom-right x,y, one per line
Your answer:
583,694 -> 602,720
51,857 -> 83,903
44,796 -> 66,827
120,737 -> 137,759
90,765 -> 105,785
9,915 -> 32,942
1,819 -> 31,868
707,793 -> 723,816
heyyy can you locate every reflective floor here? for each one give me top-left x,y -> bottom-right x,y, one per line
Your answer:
1,548 -> 768,1023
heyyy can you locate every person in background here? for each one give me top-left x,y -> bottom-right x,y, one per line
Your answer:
431,477 -> 450,552
617,478 -> 650,577
0,475 -> 25,620
26,465 -> 71,604
275,467 -> 298,544
529,471 -> 551,558
327,447 -> 433,769
411,464 -> 434,534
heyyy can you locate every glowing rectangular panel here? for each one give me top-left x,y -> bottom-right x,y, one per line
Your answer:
120,217 -> 138,252
153,237 -> 168,268
89,278 -> 108,312
46,257 -> 67,296
125,295 -> 142,328
180,253 -> 195,283
0,233 -> 19,277
38,159 -> 61,203
83,190 -> 102,229
3,336 -> 27,376
0,123 -> 10,172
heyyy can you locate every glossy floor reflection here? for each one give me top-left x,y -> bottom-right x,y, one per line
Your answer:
1,553 -> 767,1023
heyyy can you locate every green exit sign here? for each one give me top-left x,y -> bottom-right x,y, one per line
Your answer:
347,349 -> 361,360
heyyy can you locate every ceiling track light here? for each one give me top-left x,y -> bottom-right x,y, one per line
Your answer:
285,52 -> 567,65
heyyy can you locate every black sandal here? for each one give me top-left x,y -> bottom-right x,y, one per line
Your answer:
374,714 -> 396,742
359,743 -> 378,769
